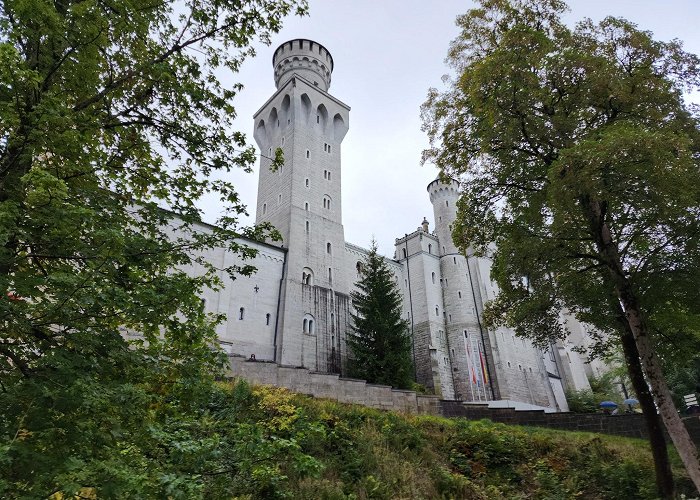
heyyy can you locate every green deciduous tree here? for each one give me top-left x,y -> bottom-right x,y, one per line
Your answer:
0,0 -> 306,496
347,241 -> 414,390
421,0 -> 700,496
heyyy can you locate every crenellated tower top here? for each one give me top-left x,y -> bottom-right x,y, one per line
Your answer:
273,39 -> 334,91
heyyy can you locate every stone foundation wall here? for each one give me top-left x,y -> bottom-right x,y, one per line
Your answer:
229,354 -> 440,415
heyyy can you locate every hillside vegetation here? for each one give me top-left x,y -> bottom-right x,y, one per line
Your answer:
6,380 -> 694,499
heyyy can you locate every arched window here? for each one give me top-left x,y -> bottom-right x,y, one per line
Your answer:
431,272 -> 435,284
327,242 -> 332,254
266,313 -> 271,326
306,150 -> 310,158
303,314 -> 315,334
305,178 -> 309,188
428,244 -> 432,254
302,267 -> 314,286
305,220 -> 310,233
328,267 -> 332,283
239,307 -> 245,320
305,202 -> 309,211
262,203 -> 267,215
435,306 -> 439,316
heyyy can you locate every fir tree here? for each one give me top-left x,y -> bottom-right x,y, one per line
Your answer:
347,241 -> 413,389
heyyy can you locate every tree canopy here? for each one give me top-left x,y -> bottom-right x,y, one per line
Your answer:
422,0 -> 700,494
347,241 -> 414,390
0,0 -> 306,496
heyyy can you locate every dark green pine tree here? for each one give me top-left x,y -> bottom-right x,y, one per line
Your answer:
347,240 -> 414,389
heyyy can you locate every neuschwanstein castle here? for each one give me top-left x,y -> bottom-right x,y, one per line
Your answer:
185,39 -> 607,411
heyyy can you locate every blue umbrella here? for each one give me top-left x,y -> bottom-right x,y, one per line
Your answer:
623,398 -> 639,406
599,401 -> 618,408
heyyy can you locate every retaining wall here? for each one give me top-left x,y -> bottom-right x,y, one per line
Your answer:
228,355 -> 441,415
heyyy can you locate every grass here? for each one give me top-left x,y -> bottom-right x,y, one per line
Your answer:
220,381 -> 695,499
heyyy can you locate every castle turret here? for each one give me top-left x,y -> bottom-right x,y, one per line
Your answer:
273,39 -> 333,91
428,178 -> 497,401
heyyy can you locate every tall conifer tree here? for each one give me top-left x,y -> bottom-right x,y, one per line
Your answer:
347,241 -> 413,389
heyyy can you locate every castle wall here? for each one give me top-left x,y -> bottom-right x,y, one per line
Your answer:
167,220 -> 286,361
395,229 -> 454,398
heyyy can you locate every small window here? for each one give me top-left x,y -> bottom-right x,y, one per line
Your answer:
442,246 -> 446,254
317,115 -> 320,124
519,364 -> 522,371
458,291 -> 462,298
303,318 -> 308,332
435,306 -> 439,316
328,267 -> 332,282
324,143 -> 327,152
277,119 -> 280,127
356,261 -> 362,274
306,150 -> 310,158
328,145 -> 331,153
262,203 -> 267,215
278,194 -> 282,204
508,362 -> 511,368
266,313 -> 271,326
305,178 -> 309,188
448,314 -> 452,322
305,202 -> 309,211
402,248 -> 407,259
305,220 -> 310,233
327,242 -> 332,254
431,272 -> 435,284
453,257 -> 457,264
239,307 -> 245,320
446,200 -> 449,207
323,170 -> 327,179
269,147 -> 272,156
281,137 -> 284,145
428,244 -> 432,254
327,171 -> 331,180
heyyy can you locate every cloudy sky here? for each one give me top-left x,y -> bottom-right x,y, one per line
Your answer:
208,0 -> 700,257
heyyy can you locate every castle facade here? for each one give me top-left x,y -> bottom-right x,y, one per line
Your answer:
188,39 -> 606,410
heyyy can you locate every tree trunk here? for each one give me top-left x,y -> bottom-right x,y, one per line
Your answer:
587,198 -> 700,494
616,311 -> 675,498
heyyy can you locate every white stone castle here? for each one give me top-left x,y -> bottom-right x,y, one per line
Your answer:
191,39 -> 607,411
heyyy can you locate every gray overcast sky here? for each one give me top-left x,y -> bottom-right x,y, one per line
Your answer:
205,0 -> 700,257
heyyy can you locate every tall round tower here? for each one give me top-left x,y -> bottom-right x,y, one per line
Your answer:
428,178 -> 460,256
428,178 -> 496,401
273,39 -> 334,91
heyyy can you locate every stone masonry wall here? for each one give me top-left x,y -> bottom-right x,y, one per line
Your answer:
229,354 -> 441,415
